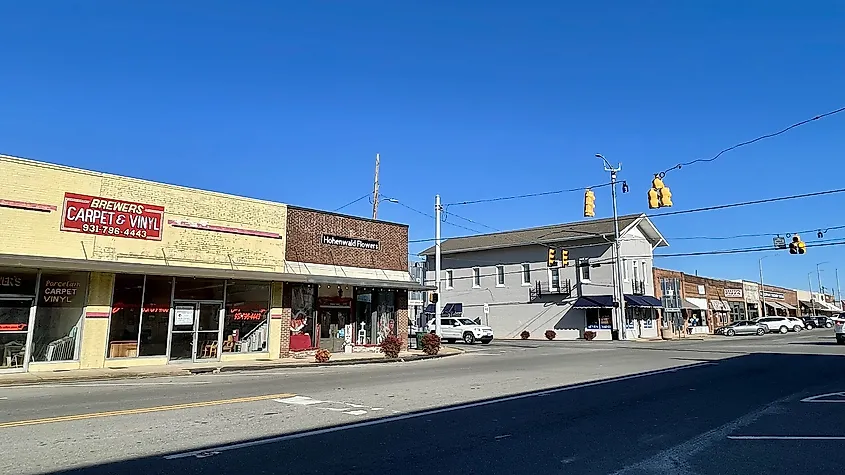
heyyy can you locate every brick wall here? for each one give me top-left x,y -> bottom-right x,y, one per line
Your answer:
652,268 -> 684,299
285,206 -> 408,271
396,290 -> 409,347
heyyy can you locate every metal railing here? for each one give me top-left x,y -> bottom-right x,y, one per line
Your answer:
529,279 -> 572,300
632,280 -> 646,295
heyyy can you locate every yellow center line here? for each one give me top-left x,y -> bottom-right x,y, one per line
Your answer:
0,393 -> 295,429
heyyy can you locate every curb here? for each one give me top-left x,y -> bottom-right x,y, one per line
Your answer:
196,350 -> 459,374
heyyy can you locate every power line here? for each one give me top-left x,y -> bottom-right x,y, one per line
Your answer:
660,105 -> 845,175
333,193 -> 371,212
650,187 -> 845,218
668,223 -> 845,241
443,181 -> 613,207
382,197 -> 485,234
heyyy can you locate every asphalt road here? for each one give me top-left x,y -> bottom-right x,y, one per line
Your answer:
2,329 -> 844,474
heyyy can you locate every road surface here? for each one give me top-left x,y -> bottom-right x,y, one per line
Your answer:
1,330 -> 844,474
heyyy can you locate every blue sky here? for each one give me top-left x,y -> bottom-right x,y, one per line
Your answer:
1,1 -> 844,293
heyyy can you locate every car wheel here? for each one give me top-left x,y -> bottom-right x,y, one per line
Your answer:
726,328 -> 735,336
779,326 -> 788,334
756,328 -> 765,335
463,332 -> 475,344
806,323 -> 815,330
793,325 -> 802,332
826,322 -> 833,328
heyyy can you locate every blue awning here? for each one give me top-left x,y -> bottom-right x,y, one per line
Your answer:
573,295 -> 615,308
423,304 -> 435,314
625,295 -> 662,308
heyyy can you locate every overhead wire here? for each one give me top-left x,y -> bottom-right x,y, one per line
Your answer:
332,193 -> 371,212
443,181 -> 613,207
649,187 -> 845,218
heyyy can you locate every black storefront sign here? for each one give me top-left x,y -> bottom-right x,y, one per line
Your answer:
321,234 -> 380,251
0,271 -> 38,295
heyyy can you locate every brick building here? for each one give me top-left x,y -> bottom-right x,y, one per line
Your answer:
0,154 -> 428,373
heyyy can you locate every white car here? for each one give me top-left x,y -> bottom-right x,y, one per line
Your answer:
756,316 -> 800,334
425,317 -> 494,344
786,317 -> 806,331
833,314 -> 845,344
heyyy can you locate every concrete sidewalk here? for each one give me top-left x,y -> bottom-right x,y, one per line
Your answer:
0,347 -> 462,386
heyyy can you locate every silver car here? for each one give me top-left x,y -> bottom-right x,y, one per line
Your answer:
722,320 -> 767,336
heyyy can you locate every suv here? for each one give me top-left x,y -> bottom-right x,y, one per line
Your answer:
834,314 -> 845,344
425,317 -> 494,344
803,316 -> 834,329
756,316 -> 798,334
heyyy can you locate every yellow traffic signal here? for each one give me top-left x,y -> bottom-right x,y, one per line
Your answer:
648,188 -> 660,209
561,249 -> 569,267
584,189 -> 596,217
798,241 -> 807,254
547,248 -> 556,267
789,235 -> 806,255
651,176 -> 664,189
659,186 -> 673,207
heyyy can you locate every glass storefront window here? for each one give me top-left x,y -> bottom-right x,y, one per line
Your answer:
174,278 -> 224,301
289,284 -> 315,351
30,272 -> 89,362
374,290 -> 396,344
223,281 -> 270,353
586,308 -> 613,329
107,274 -> 145,358
139,276 -> 172,356
1,299 -> 31,369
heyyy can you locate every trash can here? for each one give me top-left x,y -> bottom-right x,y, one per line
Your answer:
416,332 -> 426,349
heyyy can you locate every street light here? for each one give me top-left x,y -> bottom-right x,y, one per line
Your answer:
759,255 -> 772,317
808,271 -> 817,317
595,153 -> 626,340
817,261 -> 829,296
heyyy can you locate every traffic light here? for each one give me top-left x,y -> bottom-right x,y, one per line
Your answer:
584,189 -> 596,217
561,249 -> 569,267
789,235 -> 806,255
547,248 -> 556,267
649,174 -> 673,208
429,292 -> 439,303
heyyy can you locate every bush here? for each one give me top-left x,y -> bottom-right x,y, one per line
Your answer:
314,348 -> 331,363
520,330 -> 530,340
421,333 -> 441,355
584,331 -> 596,341
380,335 -> 403,358
545,330 -> 556,340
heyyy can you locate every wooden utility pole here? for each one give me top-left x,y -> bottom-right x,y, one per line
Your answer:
372,153 -> 380,219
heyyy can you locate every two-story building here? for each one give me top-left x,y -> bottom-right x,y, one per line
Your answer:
420,214 -> 668,340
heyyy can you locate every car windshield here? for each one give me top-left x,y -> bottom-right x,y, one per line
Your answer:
457,318 -> 477,325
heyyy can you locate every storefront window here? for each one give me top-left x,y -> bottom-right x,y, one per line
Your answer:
1,299 -> 31,369
289,284 -> 315,351
30,272 -> 89,362
728,301 -> 746,323
586,308 -> 612,329
107,274 -> 145,358
138,276 -> 172,356
174,278 -> 224,301
374,290 -> 396,344
224,281 -> 270,353
355,291 -> 373,345
0,269 -> 38,296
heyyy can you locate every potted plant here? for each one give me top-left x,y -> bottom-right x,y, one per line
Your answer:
520,330 -> 530,340
380,335 -> 403,358
421,333 -> 441,355
544,330 -> 556,340
314,348 -> 331,362
584,331 -> 596,341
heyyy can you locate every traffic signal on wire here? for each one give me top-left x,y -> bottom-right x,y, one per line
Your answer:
561,249 -> 569,267
584,189 -> 596,217
547,248 -> 556,267
789,235 -> 806,254
648,174 -> 673,208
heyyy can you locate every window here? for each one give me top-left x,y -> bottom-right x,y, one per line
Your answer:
446,270 -> 454,289
472,268 -> 480,288
496,266 -> 505,286
550,267 -> 560,290
585,308 -> 612,329
641,262 -> 647,284
224,281 -> 271,353
107,274 -> 145,358
622,259 -> 628,280
31,272 -> 89,362
633,262 -> 640,283
522,264 -> 531,285
579,259 -> 591,281
138,276 -> 173,356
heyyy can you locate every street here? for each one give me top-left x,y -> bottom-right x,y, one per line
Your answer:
2,330 -> 845,474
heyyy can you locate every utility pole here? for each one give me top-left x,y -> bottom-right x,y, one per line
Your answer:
759,256 -> 768,317
808,272 -> 817,317
837,268 -> 842,309
596,154 -> 626,340
372,153 -> 380,219
434,194 -> 442,338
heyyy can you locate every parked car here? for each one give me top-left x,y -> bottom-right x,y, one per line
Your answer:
802,316 -> 834,329
717,320 -> 767,337
834,314 -> 845,344
755,316 -> 796,334
787,317 -> 806,332
425,317 -> 494,344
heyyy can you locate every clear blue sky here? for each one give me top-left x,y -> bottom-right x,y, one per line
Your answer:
1,1 -> 843,293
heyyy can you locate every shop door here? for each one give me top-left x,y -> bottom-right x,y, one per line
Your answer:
169,301 -> 223,362
319,309 -> 349,352
0,298 -> 32,371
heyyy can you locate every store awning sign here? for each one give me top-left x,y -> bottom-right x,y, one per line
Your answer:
61,193 -> 164,241
321,234 -> 379,251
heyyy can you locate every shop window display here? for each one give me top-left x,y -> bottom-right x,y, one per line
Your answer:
30,272 -> 89,362
138,276 -> 172,356
586,308 -> 613,330
107,274 -> 173,357
355,290 -> 397,345
1,269 -> 37,369
289,284 -> 315,351
223,281 -> 270,353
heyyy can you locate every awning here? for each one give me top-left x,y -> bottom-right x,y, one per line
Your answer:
765,301 -> 785,310
778,301 -> 797,311
625,295 -> 663,308
709,300 -> 730,312
800,300 -> 838,312
573,295 -> 615,308
442,303 -> 463,315
683,297 -> 708,311
423,304 -> 435,314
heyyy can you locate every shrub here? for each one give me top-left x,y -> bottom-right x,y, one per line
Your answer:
380,335 -> 403,358
520,330 -> 530,340
421,333 -> 441,355
545,330 -> 556,340
584,331 -> 596,341
314,348 -> 331,363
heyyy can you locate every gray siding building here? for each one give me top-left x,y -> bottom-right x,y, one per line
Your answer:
420,214 -> 668,340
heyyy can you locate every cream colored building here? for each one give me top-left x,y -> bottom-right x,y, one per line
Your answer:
0,154 -> 426,373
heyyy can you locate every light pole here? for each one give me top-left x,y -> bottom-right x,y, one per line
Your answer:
596,154 -> 626,340
808,272 -> 817,317
434,195 -> 442,338
759,255 -> 770,317
817,261 -> 829,299
837,268 -> 842,310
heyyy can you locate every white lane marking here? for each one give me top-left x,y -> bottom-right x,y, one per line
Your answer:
274,396 -> 324,406
728,435 -> 845,440
495,434 -> 512,440
801,392 -> 845,403
345,410 -> 367,416
165,361 -> 717,460
0,381 -> 211,390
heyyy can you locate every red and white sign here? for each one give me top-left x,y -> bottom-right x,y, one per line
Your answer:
61,193 -> 165,241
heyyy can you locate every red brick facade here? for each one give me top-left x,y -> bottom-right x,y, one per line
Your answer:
285,207 -> 409,271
